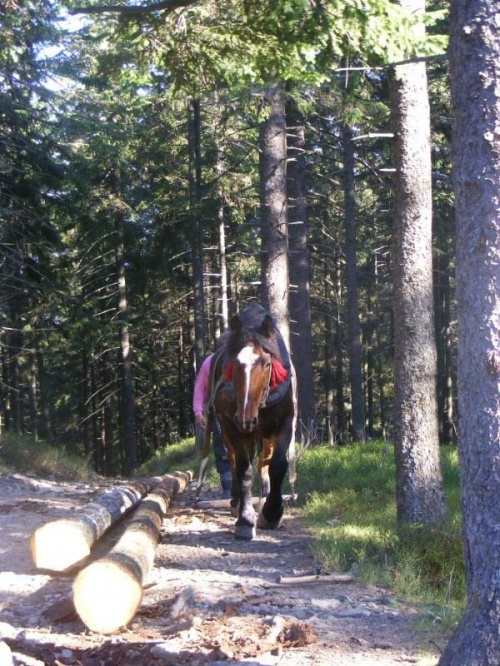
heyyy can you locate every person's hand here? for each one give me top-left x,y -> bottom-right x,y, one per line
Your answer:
195,414 -> 207,429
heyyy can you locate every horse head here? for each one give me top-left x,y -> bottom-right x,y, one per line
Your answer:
228,312 -> 274,433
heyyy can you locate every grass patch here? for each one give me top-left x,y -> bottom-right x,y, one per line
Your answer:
0,433 -> 96,481
137,437 -> 203,477
297,441 -> 464,626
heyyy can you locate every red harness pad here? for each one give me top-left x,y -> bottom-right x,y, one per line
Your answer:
224,359 -> 289,393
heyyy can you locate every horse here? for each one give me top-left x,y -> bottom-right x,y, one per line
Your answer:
196,303 -> 297,541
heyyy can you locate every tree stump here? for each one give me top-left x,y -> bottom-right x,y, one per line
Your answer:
73,471 -> 191,634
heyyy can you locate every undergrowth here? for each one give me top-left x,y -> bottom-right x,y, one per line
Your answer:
137,437 -> 215,481
0,433 -> 95,481
296,440 -> 464,629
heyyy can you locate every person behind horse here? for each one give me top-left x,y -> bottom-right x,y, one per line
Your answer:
193,354 -> 232,499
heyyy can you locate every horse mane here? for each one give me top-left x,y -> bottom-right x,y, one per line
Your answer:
226,304 -> 286,364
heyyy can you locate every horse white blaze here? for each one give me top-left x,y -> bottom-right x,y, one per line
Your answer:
237,345 -> 259,415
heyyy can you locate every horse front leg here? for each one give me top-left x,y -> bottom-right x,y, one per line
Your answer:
234,452 -> 256,540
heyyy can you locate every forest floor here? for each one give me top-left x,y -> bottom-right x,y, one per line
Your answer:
0,473 -> 445,666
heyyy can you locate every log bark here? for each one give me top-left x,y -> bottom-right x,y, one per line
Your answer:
30,476 -> 178,572
73,471 -> 192,634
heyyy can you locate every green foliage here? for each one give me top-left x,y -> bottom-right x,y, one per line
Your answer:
136,438 -> 198,476
0,433 -> 96,480
297,442 -> 465,623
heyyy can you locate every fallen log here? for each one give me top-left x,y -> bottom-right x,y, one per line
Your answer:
30,475 -> 175,572
277,572 -> 356,584
73,471 -> 192,634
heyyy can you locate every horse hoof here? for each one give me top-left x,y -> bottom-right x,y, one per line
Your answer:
257,511 -> 282,530
234,524 -> 256,540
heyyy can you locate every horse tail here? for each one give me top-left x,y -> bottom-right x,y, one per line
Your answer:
287,361 -> 298,496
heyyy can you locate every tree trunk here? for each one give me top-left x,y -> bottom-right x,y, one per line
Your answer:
439,1 -> 500,662
389,0 -> 447,526
80,349 -> 90,457
286,97 -> 315,439
111,166 -> 137,476
215,97 -> 230,332
1,333 -> 11,432
342,124 -> 365,442
90,354 -> 102,474
373,252 -> 387,439
323,264 -> 336,446
259,84 -> 290,347
101,355 -> 115,476
27,348 -> 38,441
188,98 -> 206,370
334,251 -> 348,444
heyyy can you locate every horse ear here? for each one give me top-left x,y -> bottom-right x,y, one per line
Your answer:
259,314 -> 274,338
230,314 -> 242,334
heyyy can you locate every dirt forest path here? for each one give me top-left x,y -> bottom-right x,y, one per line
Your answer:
0,474 -> 442,666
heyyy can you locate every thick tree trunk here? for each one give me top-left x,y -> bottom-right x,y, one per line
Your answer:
440,1 -> 500,663
111,166 -> 137,476
389,0 -> 447,526
188,98 -> 206,370
259,84 -> 290,347
73,472 -> 192,634
286,97 -> 315,438
342,125 -> 365,442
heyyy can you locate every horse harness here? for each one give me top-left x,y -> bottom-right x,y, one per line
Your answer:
205,344 -> 291,418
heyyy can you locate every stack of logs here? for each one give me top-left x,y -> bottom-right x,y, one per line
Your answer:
30,471 -> 192,634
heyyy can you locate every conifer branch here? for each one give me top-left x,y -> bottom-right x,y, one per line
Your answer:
71,0 -> 199,16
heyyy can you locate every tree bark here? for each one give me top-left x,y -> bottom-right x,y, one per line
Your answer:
389,0 -> 447,526
440,1 -> 500,662
286,97 -> 315,438
188,98 -> 206,370
342,124 -> 365,442
111,166 -> 137,476
259,84 -> 290,348
73,472 -> 192,634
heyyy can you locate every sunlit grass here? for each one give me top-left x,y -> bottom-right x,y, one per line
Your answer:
0,433 -> 95,480
297,441 -> 465,628
137,437 -> 198,476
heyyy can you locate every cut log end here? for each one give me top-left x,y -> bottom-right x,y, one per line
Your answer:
73,560 -> 142,634
30,520 -> 92,572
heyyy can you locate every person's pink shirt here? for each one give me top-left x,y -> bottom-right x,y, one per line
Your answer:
193,354 -> 213,418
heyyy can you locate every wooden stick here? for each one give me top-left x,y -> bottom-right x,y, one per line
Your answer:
73,471 -> 192,634
278,572 -> 356,584
194,493 -> 297,510
30,477 -> 169,572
